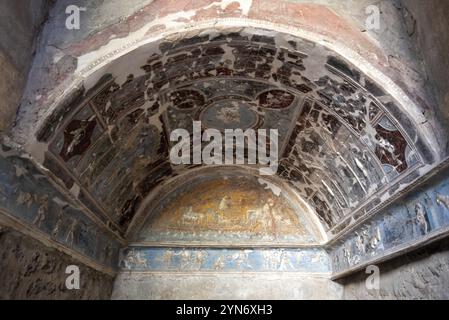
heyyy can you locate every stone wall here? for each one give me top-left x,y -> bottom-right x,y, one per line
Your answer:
341,237 -> 449,300
0,0 -> 52,133
0,227 -> 114,300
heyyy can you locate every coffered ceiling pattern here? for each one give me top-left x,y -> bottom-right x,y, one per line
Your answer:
35,28 -> 432,238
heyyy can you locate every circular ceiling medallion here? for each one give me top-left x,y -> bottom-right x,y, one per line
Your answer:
200,99 -> 258,131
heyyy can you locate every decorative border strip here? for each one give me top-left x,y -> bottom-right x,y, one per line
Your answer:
0,151 -> 121,270
330,158 -> 449,275
119,247 -> 331,273
0,209 -> 116,277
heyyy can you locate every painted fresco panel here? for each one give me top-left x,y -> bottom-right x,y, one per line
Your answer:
136,172 -> 320,245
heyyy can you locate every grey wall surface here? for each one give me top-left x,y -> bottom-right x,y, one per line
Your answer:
341,237 -> 449,300
0,227 -> 114,300
402,0 -> 449,154
112,272 -> 343,300
0,0 -> 52,133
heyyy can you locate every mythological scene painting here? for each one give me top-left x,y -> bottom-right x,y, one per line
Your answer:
137,172 -> 322,245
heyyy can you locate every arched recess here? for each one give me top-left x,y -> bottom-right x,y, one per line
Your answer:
20,22 -> 439,243
129,166 -> 327,246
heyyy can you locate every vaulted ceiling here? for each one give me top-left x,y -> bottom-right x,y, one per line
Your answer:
33,28 -> 435,241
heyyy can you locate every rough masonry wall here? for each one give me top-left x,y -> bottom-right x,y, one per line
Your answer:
0,0 -> 52,133
341,237 -> 449,299
0,227 -> 114,300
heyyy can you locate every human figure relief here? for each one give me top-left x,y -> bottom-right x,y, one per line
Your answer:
122,251 -> 134,270
369,226 -> 382,251
415,203 -> 429,235
134,251 -> 148,269
311,251 -> 327,264
52,209 -> 64,238
213,256 -> 226,271
16,191 -> 33,208
436,194 -> 449,211
343,245 -> 360,265
122,249 -> 148,270
33,195 -> 49,228
194,250 -> 208,270
278,249 -> 295,271
261,250 -> 275,270
263,249 -> 283,270
104,245 -> 113,263
65,218 -> 78,246
229,250 -> 252,269
159,249 -> 175,268
178,249 -> 192,269
332,253 -> 340,268
355,230 -> 368,254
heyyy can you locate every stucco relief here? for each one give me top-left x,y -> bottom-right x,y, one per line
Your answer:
331,166 -> 449,273
120,247 -> 330,273
0,144 -> 120,269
